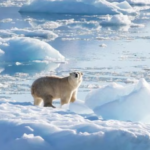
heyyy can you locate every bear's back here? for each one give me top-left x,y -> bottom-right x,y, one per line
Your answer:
31,76 -> 71,98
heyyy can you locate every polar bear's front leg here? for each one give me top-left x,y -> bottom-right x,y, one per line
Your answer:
61,94 -> 72,106
70,90 -> 77,103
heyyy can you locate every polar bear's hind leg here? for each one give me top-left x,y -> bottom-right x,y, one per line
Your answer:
33,96 -> 42,106
43,95 -> 55,108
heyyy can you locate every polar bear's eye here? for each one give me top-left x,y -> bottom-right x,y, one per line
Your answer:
74,73 -> 78,78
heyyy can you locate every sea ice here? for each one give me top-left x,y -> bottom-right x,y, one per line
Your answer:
114,1 -> 133,9
125,0 -> 150,5
0,30 -> 15,38
20,0 -> 136,15
101,14 -> 132,26
109,0 -> 150,5
0,18 -> 13,23
100,13 -> 145,27
99,44 -> 107,47
12,28 -> 58,40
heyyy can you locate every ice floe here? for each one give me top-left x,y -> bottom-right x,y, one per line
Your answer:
101,14 -> 144,27
0,37 -> 65,62
0,28 -> 58,40
0,0 -> 26,7
20,0 -> 136,15
0,18 -> 13,23
125,0 -> 150,5
85,79 -> 150,123
12,28 -> 58,40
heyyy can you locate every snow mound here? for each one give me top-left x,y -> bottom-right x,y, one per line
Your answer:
1,98 -> 150,150
0,37 -> 65,62
62,99 -> 94,114
20,0 -> 136,15
85,79 -> 150,122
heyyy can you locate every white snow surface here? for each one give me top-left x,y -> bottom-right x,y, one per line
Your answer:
1,97 -> 150,150
0,37 -> 65,62
85,79 -> 150,123
20,0 -> 136,15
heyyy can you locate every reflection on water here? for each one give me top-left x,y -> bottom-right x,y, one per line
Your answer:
0,62 -> 60,75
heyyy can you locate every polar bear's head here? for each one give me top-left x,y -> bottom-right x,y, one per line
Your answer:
69,72 -> 83,86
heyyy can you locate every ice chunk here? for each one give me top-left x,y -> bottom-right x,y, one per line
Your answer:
115,1 -> 133,9
85,82 -> 134,109
0,37 -> 65,62
101,14 -> 132,26
101,13 -> 144,27
85,79 -> 150,122
12,28 -> 58,40
99,44 -> 107,48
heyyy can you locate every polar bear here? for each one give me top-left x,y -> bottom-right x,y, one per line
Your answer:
31,72 -> 83,108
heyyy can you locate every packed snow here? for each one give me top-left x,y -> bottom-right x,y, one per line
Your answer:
0,37 -> 65,62
0,96 -> 150,150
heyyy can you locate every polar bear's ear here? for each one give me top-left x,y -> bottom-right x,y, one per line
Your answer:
81,72 -> 83,75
